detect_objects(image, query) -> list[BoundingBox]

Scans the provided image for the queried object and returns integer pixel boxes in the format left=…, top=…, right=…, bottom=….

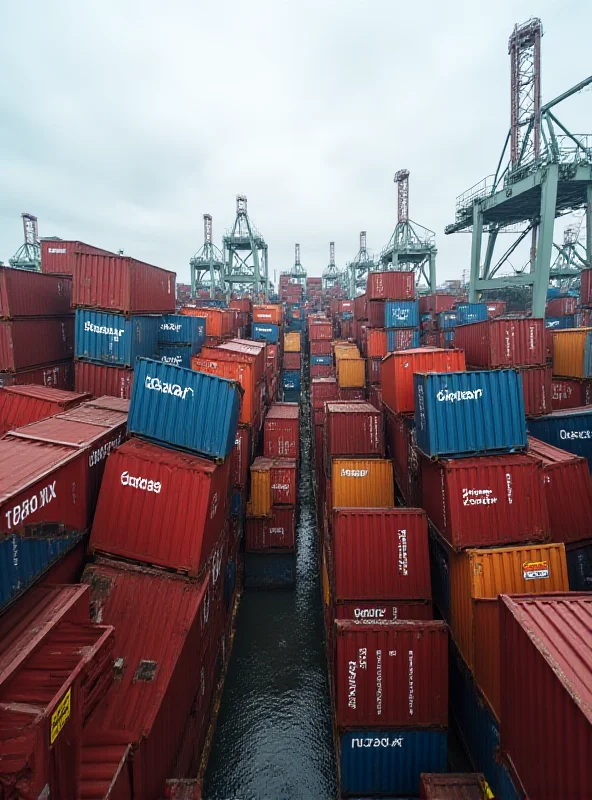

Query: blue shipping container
left=527, top=407, right=592, bottom=470
left=545, top=315, right=575, bottom=330
left=196, top=299, right=227, bottom=308
left=384, top=300, right=419, bottom=329
left=158, top=314, right=206, bottom=347
left=456, top=303, right=488, bottom=325
left=244, top=552, right=296, bottom=588
left=547, top=286, right=561, bottom=300
left=311, top=355, right=332, bottom=366
left=157, top=343, right=193, bottom=369
left=253, top=323, right=280, bottom=343
left=339, top=730, right=447, bottom=797
left=386, top=328, right=420, bottom=352
left=439, top=311, right=458, bottom=329
left=342, top=311, right=354, bottom=320
left=129, top=358, right=242, bottom=461
left=75, top=309, right=159, bottom=367
left=282, top=370, right=301, bottom=390
left=566, top=541, right=592, bottom=591
left=285, top=319, right=303, bottom=332
left=414, top=369, right=527, bottom=458
left=0, top=532, right=84, bottom=614
left=444, top=330, right=455, bottom=347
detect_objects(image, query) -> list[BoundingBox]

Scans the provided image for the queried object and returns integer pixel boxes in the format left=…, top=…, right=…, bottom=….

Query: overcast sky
left=1, top=0, right=590, bottom=286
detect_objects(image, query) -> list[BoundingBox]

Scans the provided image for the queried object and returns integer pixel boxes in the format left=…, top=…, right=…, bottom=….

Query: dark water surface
left=204, top=382, right=338, bottom=800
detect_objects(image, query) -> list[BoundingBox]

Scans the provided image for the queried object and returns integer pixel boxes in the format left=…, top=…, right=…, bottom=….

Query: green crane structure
left=9, top=213, right=41, bottom=271
left=322, top=241, right=340, bottom=291
left=346, top=231, right=375, bottom=298
left=445, top=18, right=592, bottom=318
left=379, top=169, right=437, bottom=291
left=222, top=195, right=268, bottom=300
left=290, top=243, right=307, bottom=285
left=189, top=214, right=225, bottom=298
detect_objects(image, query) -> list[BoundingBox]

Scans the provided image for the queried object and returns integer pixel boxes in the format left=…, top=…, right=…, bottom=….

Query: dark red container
left=269, top=458, right=298, bottom=505
left=0, top=384, right=90, bottom=437
left=519, top=365, right=552, bottom=416
left=367, top=271, right=415, bottom=301
left=89, top=438, right=231, bottom=576
left=264, top=403, right=299, bottom=459
left=420, top=453, right=549, bottom=550
left=283, top=352, right=301, bottom=370
left=366, top=300, right=385, bottom=328
left=420, top=773, right=488, bottom=799
left=546, top=296, right=578, bottom=316
left=309, top=321, right=333, bottom=341
left=309, top=339, right=332, bottom=355
left=245, top=506, right=296, bottom=550
left=231, top=425, right=251, bottom=489
left=366, top=357, right=382, bottom=385
left=332, top=508, right=431, bottom=601
left=338, top=387, right=366, bottom=401
left=354, top=293, right=368, bottom=321
left=72, top=253, right=176, bottom=313
left=453, top=318, right=546, bottom=368
left=385, top=409, right=420, bottom=506
left=0, top=317, right=74, bottom=371
left=334, top=620, right=448, bottom=728
left=500, top=593, right=592, bottom=800
left=74, top=360, right=134, bottom=399
left=581, top=269, right=592, bottom=306
left=41, top=239, right=115, bottom=275
left=310, top=363, right=334, bottom=379
left=528, top=436, right=592, bottom=544
left=0, top=267, right=72, bottom=318
left=552, top=378, right=592, bottom=410
left=0, top=360, right=75, bottom=391
left=334, top=599, right=433, bottom=622
left=419, top=294, right=456, bottom=314
left=367, top=385, right=382, bottom=411
left=485, top=301, right=507, bottom=318
left=325, top=402, right=384, bottom=458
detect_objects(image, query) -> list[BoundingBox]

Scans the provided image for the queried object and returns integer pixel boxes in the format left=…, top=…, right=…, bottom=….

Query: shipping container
left=89, top=438, right=230, bottom=575
left=72, top=253, right=175, bottom=313
left=0, top=317, right=74, bottom=371
left=519, top=364, right=552, bottom=416
left=382, top=348, right=467, bottom=415
left=264, top=402, right=299, bottom=459
left=253, top=304, right=283, bottom=324
left=192, top=353, right=259, bottom=426
left=420, top=773, right=489, bottom=799
left=500, top=594, right=592, bottom=800
left=420, top=453, right=549, bottom=549
left=0, top=384, right=90, bottom=437
left=385, top=408, right=419, bottom=506
left=231, top=426, right=251, bottom=489
left=334, top=599, right=433, bottom=622
left=429, top=527, right=451, bottom=623
left=367, top=271, right=415, bottom=301
left=527, top=406, right=592, bottom=470
left=0, top=267, right=72, bottom=318
left=252, top=323, right=280, bottom=343
left=0, top=360, right=75, bottom=391
left=439, top=311, right=458, bottom=329
left=244, top=551, right=296, bottom=588
left=158, top=314, right=206, bottom=347
left=340, top=729, right=447, bottom=798
left=75, top=360, right=134, bottom=399
left=311, top=377, right=339, bottom=410
left=283, top=352, right=301, bottom=370
left=386, top=327, right=420, bottom=352
left=335, top=620, right=448, bottom=728
left=284, top=331, right=301, bottom=352
left=486, top=301, right=507, bottom=319
left=324, top=402, right=384, bottom=458
left=419, top=294, right=456, bottom=314
left=527, top=436, right=592, bottom=543
left=310, top=354, right=331, bottom=367
left=181, top=306, right=234, bottom=339
left=552, top=377, right=592, bottom=410
left=546, top=295, right=578, bottom=316
left=158, top=343, right=193, bottom=369
left=551, top=327, right=592, bottom=378
left=206, top=339, right=267, bottom=386
left=453, top=318, right=545, bottom=368
left=245, top=506, right=296, bottom=550
left=366, top=328, right=388, bottom=357
left=366, top=300, right=385, bottom=328
left=310, top=363, right=334, bottom=379
left=282, top=369, right=301, bottom=390
left=75, top=309, right=159, bottom=366
left=456, top=303, right=488, bottom=325
left=580, top=268, right=592, bottom=306
left=41, top=238, right=115, bottom=274
left=366, top=357, right=382, bottom=386
left=385, top=300, right=419, bottom=328
left=310, top=338, right=332, bottom=354
left=129, top=358, right=242, bottom=461
left=565, top=539, right=592, bottom=591
left=414, top=369, right=527, bottom=458
left=248, top=458, right=272, bottom=516
left=309, top=321, right=333, bottom=341
left=336, top=358, right=365, bottom=389
left=330, top=458, right=394, bottom=510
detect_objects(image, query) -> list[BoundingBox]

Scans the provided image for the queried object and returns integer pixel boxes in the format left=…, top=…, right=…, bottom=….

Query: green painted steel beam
left=475, top=274, right=535, bottom=289
left=532, top=164, right=560, bottom=317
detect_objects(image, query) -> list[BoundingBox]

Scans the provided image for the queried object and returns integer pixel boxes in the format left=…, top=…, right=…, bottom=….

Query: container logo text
left=462, top=487, right=498, bottom=506
left=160, top=322, right=182, bottom=332
left=160, top=355, right=184, bottom=366
left=89, top=433, right=123, bottom=467
left=5, top=481, right=57, bottom=530
left=341, top=468, right=368, bottom=478
left=145, top=376, right=194, bottom=400
left=437, top=388, right=483, bottom=402
left=560, top=428, right=591, bottom=440
left=84, top=321, right=125, bottom=340
left=523, top=560, right=550, bottom=580
left=120, top=471, right=161, bottom=493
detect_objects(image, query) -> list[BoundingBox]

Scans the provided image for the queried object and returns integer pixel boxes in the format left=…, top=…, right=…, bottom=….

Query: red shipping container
left=229, top=297, right=252, bottom=314
left=527, top=436, right=592, bottom=544
left=334, top=620, right=448, bottom=728
left=309, top=321, right=333, bottom=341
left=0, top=317, right=74, bottom=371
left=264, top=403, right=299, bottom=459
left=0, top=360, right=75, bottom=391
left=310, top=339, right=332, bottom=355
left=338, top=387, right=366, bottom=402
left=217, top=339, right=267, bottom=384
left=88, top=394, right=130, bottom=413
left=334, top=600, right=433, bottom=622
left=81, top=558, right=212, bottom=800
left=500, top=593, right=592, bottom=800
left=382, top=348, right=466, bottom=414
left=340, top=320, right=353, bottom=339
left=367, top=385, right=382, bottom=411
left=283, top=352, right=301, bottom=370
left=365, top=329, right=388, bottom=358
left=231, top=426, right=251, bottom=488
left=245, top=506, right=296, bottom=550
left=385, top=409, right=420, bottom=506
left=192, top=355, right=259, bottom=425
left=546, top=296, right=578, bottom=316
left=519, top=365, right=552, bottom=416
left=423, top=332, right=440, bottom=347
left=0, top=267, right=72, bottom=318
left=366, top=357, right=382, bottom=386
left=486, top=301, right=507, bottom=318
left=420, top=774, right=489, bottom=799
left=419, top=294, right=456, bottom=314
left=311, top=363, right=334, bottom=379
left=72, top=253, right=175, bottom=313
left=41, top=239, right=115, bottom=275
left=269, top=458, right=298, bottom=505
left=581, top=269, right=592, bottom=306
left=75, top=360, right=134, bottom=399
left=453, top=318, right=545, bottom=368
left=551, top=377, right=592, bottom=410
left=0, top=384, right=90, bottom=437
left=420, top=453, right=549, bottom=550
left=367, top=271, right=415, bottom=301
left=354, top=293, right=368, bottom=321
left=89, top=438, right=231, bottom=576
left=325, top=402, right=384, bottom=458
left=332, top=508, right=431, bottom=601
left=366, top=300, right=385, bottom=328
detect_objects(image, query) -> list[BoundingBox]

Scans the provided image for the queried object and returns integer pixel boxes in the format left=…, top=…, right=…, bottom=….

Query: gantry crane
left=379, top=170, right=437, bottom=291
left=445, top=18, right=592, bottom=317
left=290, top=243, right=307, bottom=285
left=222, top=195, right=269, bottom=300
left=322, top=241, right=341, bottom=291
left=9, top=213, right=41, bottom=271
left=189, top=214, right=225, bottom=298
left=346, top=231, right=375, bottom=298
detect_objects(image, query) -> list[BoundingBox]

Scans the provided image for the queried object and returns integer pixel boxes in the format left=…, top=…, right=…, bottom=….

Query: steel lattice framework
left=379, top=170, right=437, bottom=291
left=189, top=214, right=225, bottom=298
left=290, top=243, right=307, bottom=284
left=445, top=18, right=592, bottom=317
left=222, top=195, right=269, bottom=299
left=346, top=231, right=375, bottom=298
left=322, top=241, right=340, bottom=290
left=9, top=213, right=41, bottom=271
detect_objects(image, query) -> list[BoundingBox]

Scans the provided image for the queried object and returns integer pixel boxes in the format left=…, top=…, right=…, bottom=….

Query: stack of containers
left=85, top=357, right=243, bottom=794
left=252, top=303, right=283, bottom=347
left=180, top=304, right=239, bottom=348
left=229, top=296, right=252, bottom=338
left=334, top=341, right=366, bottom=401
left=545, top=294, right=577, bottom=352
left=309, top=313, right=333, bottom=379
left=418, top=293, right=456, bottom=347
left=73, top=253, right=176, bottom=398
left=0, top=267, right=75, bottom=389
left=366, top=271, right=419, bottom=355
left=282, top=329, right=302, bottom=401
left=157, top=313, right=206, bottom=368
left=306, top=276, right=323, bottom=312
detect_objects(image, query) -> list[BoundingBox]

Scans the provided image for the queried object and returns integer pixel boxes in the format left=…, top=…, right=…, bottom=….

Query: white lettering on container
left=376, top=649, right=382, bottom=716
left=341, top=468, right=368, bottom=478
left=120, top=471, right=161, bottom=493
left=348, top=660, right=357, bottom=709
left=89, top=433, right=123, bottom=467
left=160, top=322, right=182, bottom=332
left=506, top=472, right=513, bottom=504
left=160, top=355, right=183, bottom=366
left=48, top=247, right=67, bottom=254
left=560, top=429, right=591, bottom=440
left=408, top=650, right=415, bottom=716
left=145, top=376, right=194, bottom=400
left=84, top=321, right=125, bottom=340
left=398, top=529, right=409, bottom=575
left=271, top=483, right=290, bottom=491
left=354, top=607, right=386, bottom=619
left=462, top=487, right=498, bottom=506
left=350, top=736, right=404, bottom=748
left=436, top=388, right=483, bottom=402
left=5, top=481, right=56, bottom=530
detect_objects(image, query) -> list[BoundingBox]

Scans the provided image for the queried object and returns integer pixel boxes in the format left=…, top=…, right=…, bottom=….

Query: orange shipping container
left=284, top=332, right=301, bottom=352
left=191, top=355, right=259, bottom=424
left=551, top=328, right=592, bottom=379
left=248, top=460, right=272, bottom=516
left=253, top=304, right=283, bottom=325
left=180, top=306, right=233, bottom=338
left=381, top=347, right=466, bottom=414
left=449, top=541, right=568, bottom=689
left=330, top=458, right=394, bottom=510
left=336, top=358, right=365, bottom=388
left=365, top=329, right=387, bottom=358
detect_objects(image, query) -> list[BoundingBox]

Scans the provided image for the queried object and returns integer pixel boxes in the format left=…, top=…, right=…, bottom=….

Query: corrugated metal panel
left=552, top=377, right=592, bottom=410
left=384, top=300, right=419, bottom=328
left=336, top=358, right=365, bottom=388
left=0, top=385, right=90, bottom=437
left=264, top=402, right=299, bottom=459
left=546, top=296, right=577, bottom=316
left=366, top=271, right=415, bottom=301
left=420, top=773, right=488, bottom=799
left=282, top=369, right=301, bottom=390
left=429, top=526, right=451, bottom=623
left=311, top=354, right=331, bottom=366
left=332, top=508, right=431, bottom=601
left=0, top=360, right=75, bottom=391
left=330, top=459, right=394, bottom=510
left=89, top=438, right=230, bottom=575
left=334, top=620, right=448, bottom=728
left=41, top=239, right=115, bottom=275
left=325, top=402, right=384, bottom=458
left=180, top=307, right=230, bottom=338
left=252, top=323, right=279, bottom=343
left=500, top=594, right=592, bottom=800
left=75, top=360, right=134, bottom=399
left=420, top=453, right=549, bottom=549
left=0, top=317, right=74, bottom=371
left=245, top=507, right=295, bottom=550
left=310, top=338, right=332, bottom=354
left=88, top=394, right=130, bottom=413
left=158, top=314, right=206, bottom=347
left=284, top=332, right=301, bottom=352
left=335, top=599, right=433, bottom=621
left=453, top=319, right=546, bottom=368
left=340, top=729, right=447, bottom=797
left=0, top=267, right=72, bottom=318
left=158, top=343, right=193, bottom=369
left=439, top=311, right=459, bottom=329
left=248, top=458, right=272, bottom=516
left=283, top=352, right=301, bottom=370
left=386, top=327, right=420, bottom=352
left=192, top=354, right=258, bottom=425
left=72, top=253, right=175, bottom=314
left=338, top=387, right=366, bottom=402
left=253, top=304, right=283, bottom=324
left=420, top=294, right=456, bottom=314
left=75, top=309, right=159, bottom=366
left=309, top=321, right=333, bottom=341
left=231, top=426, right=251, bottom=489
left=456, top=304, right=488, bottom=325
left=486, top=301, right=507, bottom=318
left=527, top=406, right=592, bottom=470
left=310, top=363, right=334, bottom=379
left=129, top=358, right=242, bottom=461
left=551, top=328, right=592, bottom=378
left=520, top=365, right=551, bottom=416
left=382, top=348, right=467, bottom=414
left=414, top=370, right=527, bottom=458
left=365, top=328, right=387, bottom=357
left=566, top=540, right=592, bottom=591
left=366, top=300, right=384, bottom=328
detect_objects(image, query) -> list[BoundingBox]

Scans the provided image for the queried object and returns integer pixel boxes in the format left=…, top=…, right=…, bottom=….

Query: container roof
left=0, top=438, right=81, bottom=502
left=527, top=435, right=585, bottom=465
left=0, top=384, right=90, bottom=404
left=110, top=437, right=218, bottom=474
left=325, top=401, right=378, bottom=414
left=7, top=412, right=125, bottom=448
left=266, top=403, right=299, bottom=419
left=86, top=395, right=130, bottom=414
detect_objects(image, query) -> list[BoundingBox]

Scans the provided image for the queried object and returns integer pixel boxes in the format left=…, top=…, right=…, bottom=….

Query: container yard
left=1, top=8, right=592, bottom=800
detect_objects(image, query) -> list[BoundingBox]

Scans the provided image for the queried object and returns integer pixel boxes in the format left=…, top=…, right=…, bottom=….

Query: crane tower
left=189, top=214, right=225, bottom=298
left=9, top=213, right=41, bottom=271
left=346, top=231, right=375, bottom=298
left=290, top=243, right=307, bottom=284
left=322, top=241, right=340, bottom=290
left=222, top=195, right=269, bottom=300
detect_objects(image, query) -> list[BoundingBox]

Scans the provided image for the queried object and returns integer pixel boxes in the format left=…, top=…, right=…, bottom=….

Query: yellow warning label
left=523, top=560, right=550, bottom=580
left=50, top=687, right=71, bottom=744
